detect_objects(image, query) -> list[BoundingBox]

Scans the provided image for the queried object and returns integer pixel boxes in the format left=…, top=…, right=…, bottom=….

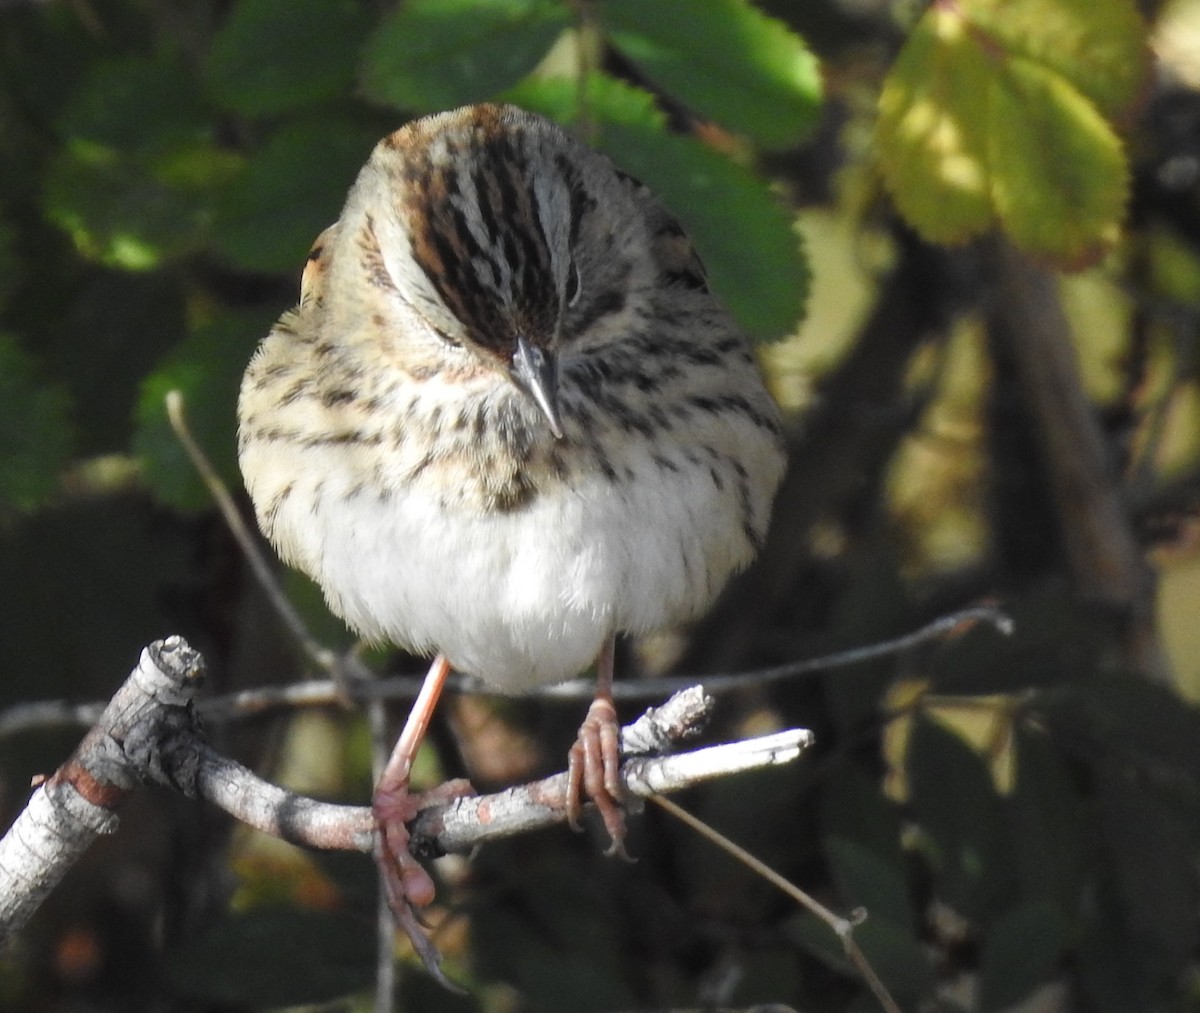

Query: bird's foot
left=566, top=694, right=630, bottom=858
left=373, top=777, right=474, bottom=992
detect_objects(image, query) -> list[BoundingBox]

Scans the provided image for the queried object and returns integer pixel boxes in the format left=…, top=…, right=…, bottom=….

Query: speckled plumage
left=238, top=104, right=786, bottom=692
left=237, top=104, right=788, bottom=979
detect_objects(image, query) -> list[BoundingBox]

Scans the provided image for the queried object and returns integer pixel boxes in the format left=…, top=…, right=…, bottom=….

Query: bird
left=237, top=102, right=786, bottom=979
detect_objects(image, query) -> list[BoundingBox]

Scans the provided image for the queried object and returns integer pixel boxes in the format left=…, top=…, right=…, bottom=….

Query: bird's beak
left=511, top=336, right=564, bottom=438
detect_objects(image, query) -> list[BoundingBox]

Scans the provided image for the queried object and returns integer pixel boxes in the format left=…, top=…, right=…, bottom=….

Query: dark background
left=1, top=1, right=1198, bottom=1010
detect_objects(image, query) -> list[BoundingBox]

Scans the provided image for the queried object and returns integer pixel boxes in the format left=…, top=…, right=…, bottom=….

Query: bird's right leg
left=373, top=653, right=472, bottom=988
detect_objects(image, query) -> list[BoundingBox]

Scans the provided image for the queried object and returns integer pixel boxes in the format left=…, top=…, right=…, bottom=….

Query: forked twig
left=0, top=640, right=809, bottom=944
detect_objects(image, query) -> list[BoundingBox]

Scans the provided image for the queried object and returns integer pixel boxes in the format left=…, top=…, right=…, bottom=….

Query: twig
left=165, top=390, right=372, bottom=690
left=367, top=694, right=397, bottom=1013
left=551, top=603, right=1013, bottom=699
left=651, top=795, right=902, bottom=1013
left=0, top=606, right=1015, bottom=737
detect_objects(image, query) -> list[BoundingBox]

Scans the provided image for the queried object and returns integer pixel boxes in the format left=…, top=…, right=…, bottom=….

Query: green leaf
left=876, top=0, right=1146, bottom=267
left=906, top=715, right=1014, bottom=918
left=507, top=74, right=808, bottom=340
left=978, top=902, right=1068, bottom=1010
left=57, top=53, right=210, bottom=150
left=1096, top=764, right=1200, bottom=968
left=47, top=47, right=224, bottom=268
left=360, top=0, right=570, bottom=112
left=1078, top=874, right=1167, bottom=1012
left=1010, top=730, right=1087, bottom=917
left=212, top=120, right=378, bottom=273
left=472, top=842, right=634, bottom=1008
left=1045, top=673, right=1200, bottom=784
left=602, top=0, right=821, bottom=149
left=134, top=309, right=275, bottom=512
left=819, top=764, right=906, bottom=873
left=206, top=0, right=371, bottom=117
left=612, top=126, right=807, bottom=340
left=507, top=68, right=668, bottom=128
left=43, top=140, right=223, bottom=271
left=0, top=334, right=73, bottom=511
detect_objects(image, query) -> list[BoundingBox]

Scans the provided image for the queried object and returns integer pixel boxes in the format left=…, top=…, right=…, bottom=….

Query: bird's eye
left=565, top=261, right=582, bottom=308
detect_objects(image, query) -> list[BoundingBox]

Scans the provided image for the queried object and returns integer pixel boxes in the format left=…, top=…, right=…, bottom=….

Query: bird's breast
left=264, top=429, right=767, bottom=691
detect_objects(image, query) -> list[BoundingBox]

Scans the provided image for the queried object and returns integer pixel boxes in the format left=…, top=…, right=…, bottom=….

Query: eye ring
left=432, top=325, right=463, bottom=349
left=565, top=261, right=582, bottom=308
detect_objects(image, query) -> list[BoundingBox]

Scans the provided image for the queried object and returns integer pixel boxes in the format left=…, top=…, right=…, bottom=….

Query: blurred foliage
left=876, top=0, right=1148, bottom=267
left=0, top=0, right=1198, bottom=1011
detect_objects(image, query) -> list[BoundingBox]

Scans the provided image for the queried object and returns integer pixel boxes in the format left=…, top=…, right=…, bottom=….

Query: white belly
left=277, top=452, right=754, bottom=691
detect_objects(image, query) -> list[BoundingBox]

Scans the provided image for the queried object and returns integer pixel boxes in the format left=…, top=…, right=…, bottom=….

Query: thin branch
left=562, top=602, right=1012, bottom=698
left=0, top=605, right=1015, bottom=737
left=165, top=390, right=373, bottom=690
left=651, top=795, right=902, bottom=1013
left=367, top=695, right=397, bottom=1013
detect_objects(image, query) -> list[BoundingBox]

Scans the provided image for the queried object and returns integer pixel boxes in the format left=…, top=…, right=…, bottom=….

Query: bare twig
left=0, top=606, right=1014, bottom=737
left=412, top=727, right=813, bottom=854
left=165, top=390, right=373, bottom=690
left=651, top=795, right=902, bottom=1013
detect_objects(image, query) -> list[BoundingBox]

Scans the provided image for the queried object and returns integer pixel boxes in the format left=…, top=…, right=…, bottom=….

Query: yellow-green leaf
left=989, top=57, right=1126, bottom=268
left=965, top=0, right=1148, bottom=119
left=876, top=0, right=1143, bottom=267
left=876, top=8, right=993, bottom=245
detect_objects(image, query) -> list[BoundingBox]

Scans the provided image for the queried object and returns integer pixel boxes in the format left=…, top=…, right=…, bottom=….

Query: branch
left=986, top=241, right=1157, bottom=658
left=0, top=605, right=1013, bottom=736
left=0, top=638, right=812, bottom=948
left=0, top=638, right=205, bottom=947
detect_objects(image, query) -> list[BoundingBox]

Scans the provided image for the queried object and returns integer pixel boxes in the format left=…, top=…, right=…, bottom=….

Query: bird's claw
left=566, top=695, right=630, bottom=856
left=373, top=778, right=474, bottom=993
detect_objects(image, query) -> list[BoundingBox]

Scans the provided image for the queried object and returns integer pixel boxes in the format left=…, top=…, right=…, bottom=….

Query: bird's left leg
left=566, top=635, right=629, bottom=856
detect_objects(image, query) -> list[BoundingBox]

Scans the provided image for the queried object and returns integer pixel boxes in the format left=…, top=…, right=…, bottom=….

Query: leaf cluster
left=0, top=0, right=818, bottom=514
